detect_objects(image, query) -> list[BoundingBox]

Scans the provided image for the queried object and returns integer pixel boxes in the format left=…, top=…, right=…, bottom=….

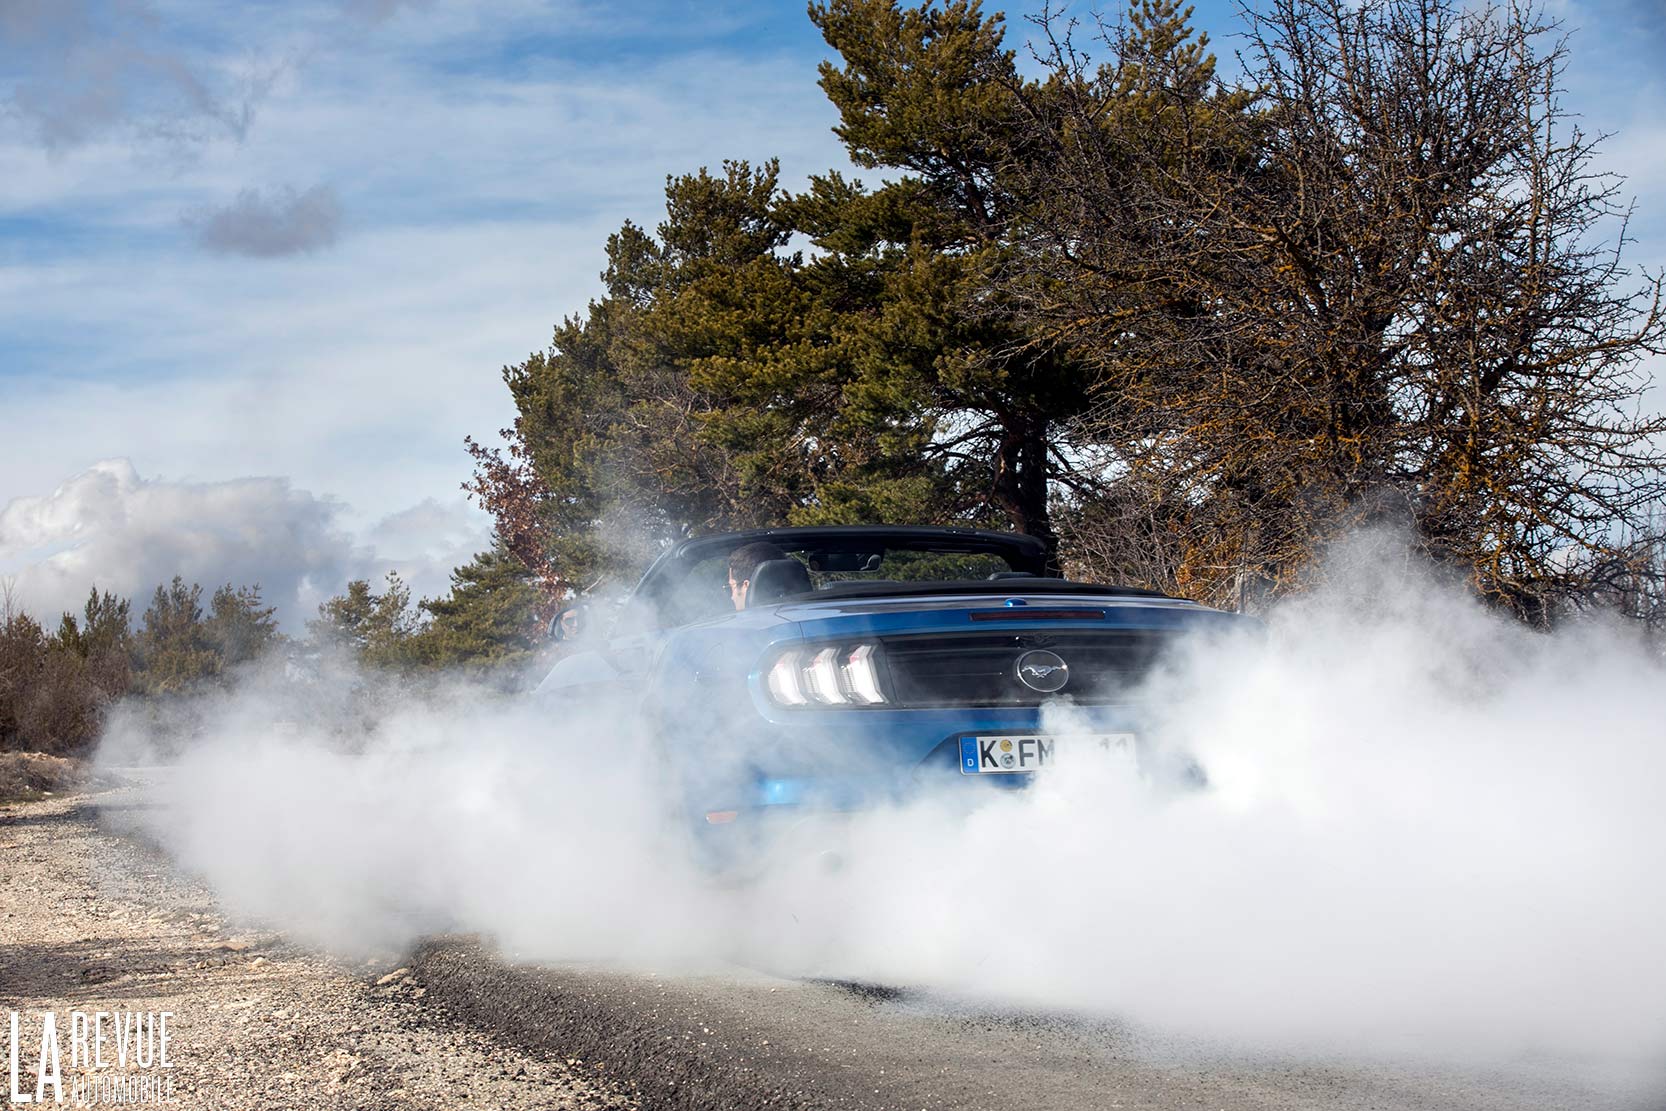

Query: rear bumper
left=680, top=701, right=1151, bottom=817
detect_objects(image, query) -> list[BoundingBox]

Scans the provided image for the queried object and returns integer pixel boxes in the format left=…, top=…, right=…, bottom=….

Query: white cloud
left=0, top=2, right=845, bottom=630
left=0, top=219, right=577, bottom=528
left=0, top=460, right=488, bottom=630
left=0, top=14, right=848, bottom=536
left=362, top=496, right=495, bottom=603
left=0, top=460, right=357, bottom=627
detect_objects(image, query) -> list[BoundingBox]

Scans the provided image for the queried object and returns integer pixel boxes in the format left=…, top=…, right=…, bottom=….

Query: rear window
left=649, top=547, right=1023, bottom=628
left=815, top=550, right=1011, bottom=584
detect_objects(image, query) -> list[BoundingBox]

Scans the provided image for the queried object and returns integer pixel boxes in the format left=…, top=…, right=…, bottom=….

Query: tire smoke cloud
left=95, top=535, right=1666, bottom=1087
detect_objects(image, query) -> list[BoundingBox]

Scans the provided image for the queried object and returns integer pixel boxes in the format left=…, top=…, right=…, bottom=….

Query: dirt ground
left=0, top=788, right=635, bottom=1110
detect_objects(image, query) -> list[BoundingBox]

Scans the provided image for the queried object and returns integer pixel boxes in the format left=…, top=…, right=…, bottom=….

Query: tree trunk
left=991, top=413, right=1060, bottom=574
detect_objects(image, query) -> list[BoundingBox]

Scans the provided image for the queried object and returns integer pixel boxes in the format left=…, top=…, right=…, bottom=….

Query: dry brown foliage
left=0, top=751, right=85, bottom=802
left=463, top=426, right=572, bottom=620
left=1012, top=0, right=1665, bottom=620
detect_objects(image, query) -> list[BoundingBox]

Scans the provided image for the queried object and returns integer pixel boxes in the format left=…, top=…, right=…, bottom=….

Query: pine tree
left=794, top=0, right=1103, bottom=565
left=479, top=159, right=952, bottom=590
left=416, top=545, right=543, bottom=674
left=134, top=578, right=219, bottom=694
left=205, top=584, right=280, bottom=667
left=54, top=588, right=133, bottom=700
left=310, top=573, right=422, bottom=668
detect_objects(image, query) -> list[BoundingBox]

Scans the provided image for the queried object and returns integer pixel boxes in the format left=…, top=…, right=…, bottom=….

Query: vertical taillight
left=843, top=644, right=885, bottom=704
left=766, top=650, right=808, bottom=705
left=764, top=643, right=887, bottom=706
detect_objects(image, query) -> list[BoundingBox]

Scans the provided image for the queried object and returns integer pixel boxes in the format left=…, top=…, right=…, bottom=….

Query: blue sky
left=1, top=0, right=1662, bottom=624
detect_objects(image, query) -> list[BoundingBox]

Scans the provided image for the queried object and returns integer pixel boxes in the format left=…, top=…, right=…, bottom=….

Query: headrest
left=987, top=571, right=1036, bottom=580
left=747, top=559, right=813, bottom=607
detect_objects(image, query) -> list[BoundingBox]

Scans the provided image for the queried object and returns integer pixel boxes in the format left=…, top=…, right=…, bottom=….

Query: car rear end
left=669, top=593, right=1241, bottom=864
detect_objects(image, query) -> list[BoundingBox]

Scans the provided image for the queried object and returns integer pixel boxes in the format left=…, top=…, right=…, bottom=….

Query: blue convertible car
left=537, top=526, right=1240, bottom=863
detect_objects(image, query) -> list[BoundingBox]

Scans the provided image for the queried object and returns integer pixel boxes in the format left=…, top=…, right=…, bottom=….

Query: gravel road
left=4, top=785, right=1660, bottom=1111
left=415, top=940, right=1663, bottom=1111
left=0, top=788, right=634, bottom=1110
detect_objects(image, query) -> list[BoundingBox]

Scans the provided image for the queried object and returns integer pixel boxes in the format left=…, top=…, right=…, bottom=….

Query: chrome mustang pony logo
left=1015, top=649, right=1070, bottom=693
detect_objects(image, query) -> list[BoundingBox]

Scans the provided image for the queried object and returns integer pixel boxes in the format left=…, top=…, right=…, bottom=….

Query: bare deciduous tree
left=1014, top=0, right=1666, bottom=620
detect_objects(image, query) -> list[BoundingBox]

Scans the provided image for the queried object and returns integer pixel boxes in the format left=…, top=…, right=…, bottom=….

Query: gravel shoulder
left=415, top=940, right=1658, bottom=1111
left=0, top=788, right=635, bottom=1110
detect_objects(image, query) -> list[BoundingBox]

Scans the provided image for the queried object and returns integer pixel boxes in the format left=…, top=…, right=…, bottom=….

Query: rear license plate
left=958, top=733, right=1135, bottom=774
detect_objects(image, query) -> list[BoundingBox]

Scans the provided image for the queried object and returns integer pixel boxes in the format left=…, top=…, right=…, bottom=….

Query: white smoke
left=752, top=545, right=1666, bottom=1065
left=98, top=664, right=717, bottom=962
left=95, top=534, right=1666, bottom=1088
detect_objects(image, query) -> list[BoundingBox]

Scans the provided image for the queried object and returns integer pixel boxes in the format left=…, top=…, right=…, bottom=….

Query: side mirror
left=548, top=604, right=585, bottom=642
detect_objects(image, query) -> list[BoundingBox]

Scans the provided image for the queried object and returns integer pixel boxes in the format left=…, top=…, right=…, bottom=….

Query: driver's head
left=727, top=541, right=787, bottom=610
